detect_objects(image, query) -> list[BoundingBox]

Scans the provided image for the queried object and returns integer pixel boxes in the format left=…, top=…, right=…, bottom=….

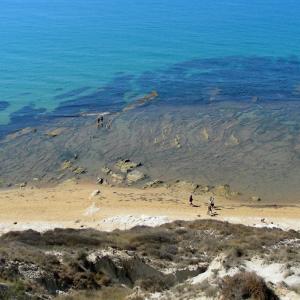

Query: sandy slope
left=0, top=181, right=299, bottom=234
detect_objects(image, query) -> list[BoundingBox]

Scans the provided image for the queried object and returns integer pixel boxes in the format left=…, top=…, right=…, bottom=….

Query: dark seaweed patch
left=135, top=56, right=300, bottom=105
left=52, top=75, right=134, bottom=115
left=18, top=92, right=32, bottom=96
left=9, top=105, right=47, bottom=122
left=0, top=101, right=9, bottom=111
left=0, top=105, right=48, bottom=137
left=1, top=56, right=300, bottom=138
left=54, top=86, right=92, bottom=100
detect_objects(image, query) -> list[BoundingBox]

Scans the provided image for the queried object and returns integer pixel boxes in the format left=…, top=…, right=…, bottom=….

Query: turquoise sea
left=1, top=0, right=300, bottom=136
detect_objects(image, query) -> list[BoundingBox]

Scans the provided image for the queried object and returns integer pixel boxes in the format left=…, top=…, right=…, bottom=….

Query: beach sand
left=0, top=181, right=299, bottom=234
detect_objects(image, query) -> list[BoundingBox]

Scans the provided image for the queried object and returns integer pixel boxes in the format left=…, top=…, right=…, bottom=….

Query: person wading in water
left=96, top=115, right=104, bottom=128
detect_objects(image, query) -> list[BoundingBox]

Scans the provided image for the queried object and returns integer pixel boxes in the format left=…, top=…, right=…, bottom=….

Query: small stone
left=251, top=196, right=261, bottom=201
left=90, top=190, right=100, bottom=198
left=97, top=177, right=104, bottom=184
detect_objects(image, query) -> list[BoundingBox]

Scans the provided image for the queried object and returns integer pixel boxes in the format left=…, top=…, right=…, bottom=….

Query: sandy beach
left=1, top=181, right=299, bottom=234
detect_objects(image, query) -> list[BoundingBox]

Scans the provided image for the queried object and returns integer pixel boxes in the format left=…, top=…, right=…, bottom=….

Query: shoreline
left=1, top=101, right=300, bottom=203
left=0, top=182, right=299, bottom=235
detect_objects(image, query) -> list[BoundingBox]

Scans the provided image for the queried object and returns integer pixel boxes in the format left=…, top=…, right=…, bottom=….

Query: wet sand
left=0, top=181, right=299, bottom=234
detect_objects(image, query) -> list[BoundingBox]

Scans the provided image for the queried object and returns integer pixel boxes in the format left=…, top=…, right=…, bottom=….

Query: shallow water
left=1, top=0, right=300, bottom=132
left=1, top=99, right=300, bottom=202
left=1, top=56, right=300, bottom=137
left=1, top=1, right=300, bottom=200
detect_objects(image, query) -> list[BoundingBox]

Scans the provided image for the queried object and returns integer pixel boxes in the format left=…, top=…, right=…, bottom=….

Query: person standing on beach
left=189, top=194, right=193, bottom=206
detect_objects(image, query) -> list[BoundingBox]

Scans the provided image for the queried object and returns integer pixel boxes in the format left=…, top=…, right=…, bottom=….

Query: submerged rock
left=72, top=167, right=86, bottom=175
left=226, top=133, right=240, bottom=146
left=127, top=170, right=145, bottom=183
left=200, top=128, right=209, bottom=141
left=115, top=159, right=141, bottom=173
left=4, top=127, right=36, bottom=141
left=46, top=128, right=64, bottom=137
left=111, top=172, right=125, bottom=184
left=61, top=160, right=72, bottom=170
left=173, top=135, right=181, bottom=148
left=144, top=180, right=164, bottom=188
left=122, top=90, right=158, bottom=112
left=213, top=184, right=238, bottom=199
left=101, top=166, right=112, bottom=175
left=170, top=180, right=199, bottom=193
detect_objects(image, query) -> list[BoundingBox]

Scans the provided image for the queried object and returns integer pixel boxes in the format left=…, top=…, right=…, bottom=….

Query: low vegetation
left=220, top=272, right=279, bottom=300
left=0, top=220, right=298, bottom=299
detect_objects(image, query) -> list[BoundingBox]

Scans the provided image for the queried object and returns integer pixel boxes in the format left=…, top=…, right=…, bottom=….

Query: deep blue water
left=1, top=0, right=300, bottom=135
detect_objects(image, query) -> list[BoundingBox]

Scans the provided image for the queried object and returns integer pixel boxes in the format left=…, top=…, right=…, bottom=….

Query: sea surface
left=1, top=0, right=300, bottom=136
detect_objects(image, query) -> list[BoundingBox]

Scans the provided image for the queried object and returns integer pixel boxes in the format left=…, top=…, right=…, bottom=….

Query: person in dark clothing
left=209, top=196, right=215, bottom=209
left=96, top=115, right=104, bottom=128
left=189, top=194, right=193, bottom=206
left=207, top=203, right=213, bottom=216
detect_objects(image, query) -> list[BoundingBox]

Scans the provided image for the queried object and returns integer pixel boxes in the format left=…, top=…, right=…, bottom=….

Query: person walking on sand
left=209, top=196, right=215, bottom=210
left=207, top=202, right=213, bottom=216
left=207, top=196, right=215, bottom=216
left=189, top=194, right=193, bottom=206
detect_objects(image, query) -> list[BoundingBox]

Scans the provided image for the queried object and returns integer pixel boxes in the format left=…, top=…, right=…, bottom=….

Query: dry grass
left=220, top=272, right=279, bottom=300
left=0, top=219, right=299, bottom=298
